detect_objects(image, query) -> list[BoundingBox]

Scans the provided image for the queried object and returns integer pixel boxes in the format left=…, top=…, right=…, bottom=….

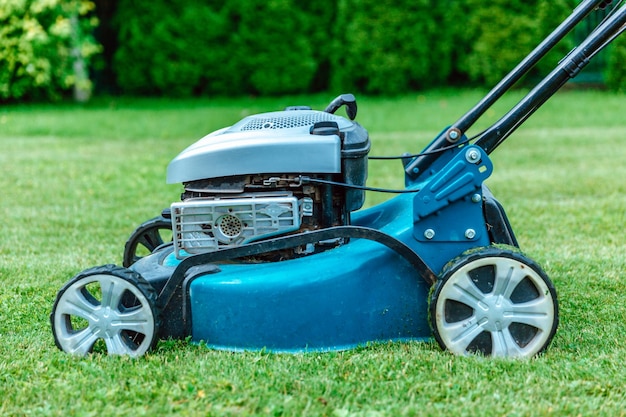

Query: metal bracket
left=413, top=145, right=493, bottom=220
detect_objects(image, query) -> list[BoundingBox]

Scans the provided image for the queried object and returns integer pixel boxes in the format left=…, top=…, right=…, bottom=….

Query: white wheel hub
left=432, top=252, right=558, bottom=357
left=51, top=269, right=158, bottom=357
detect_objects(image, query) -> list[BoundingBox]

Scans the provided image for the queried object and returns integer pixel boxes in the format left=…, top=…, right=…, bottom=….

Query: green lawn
left=1, top=90, right=626, bottom=416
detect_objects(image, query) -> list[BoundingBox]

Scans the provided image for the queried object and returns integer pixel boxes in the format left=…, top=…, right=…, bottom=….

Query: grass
left=1, top=89, right=626, bottom=416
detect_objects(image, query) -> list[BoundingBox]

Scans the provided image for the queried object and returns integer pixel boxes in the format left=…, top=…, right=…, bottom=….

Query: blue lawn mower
left=51, top=0, right=626, bottom=358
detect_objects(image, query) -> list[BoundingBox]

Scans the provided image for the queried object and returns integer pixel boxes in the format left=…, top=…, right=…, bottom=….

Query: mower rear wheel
left=429, top=247, right=558, bottom=358
left=123, top=216, right=172, bottom=267
left=51, top=265, right=160, bottom=357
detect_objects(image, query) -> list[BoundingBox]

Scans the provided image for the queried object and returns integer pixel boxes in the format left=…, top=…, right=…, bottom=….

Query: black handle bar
left=405, top=0, right=625, bottom=179
left=476, top=2, right=626, bottom=153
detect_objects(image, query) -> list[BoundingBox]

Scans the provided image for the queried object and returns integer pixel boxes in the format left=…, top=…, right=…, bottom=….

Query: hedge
left=113, top=0, right=320, bottom=96
left=330, top=0, right=453, bottom=95
left=111, top=0, right=624, bottom=96
left=2, top=1, right=625, bottom=100
left=450, top=0, right=579, bottom=87
left=606, top=34, right=626, bottom=92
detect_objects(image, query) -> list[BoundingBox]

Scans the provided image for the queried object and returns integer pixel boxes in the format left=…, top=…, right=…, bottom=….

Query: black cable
left=300, top=176, right=420, bottom=194
left=367, top=131, right=482, bottom=161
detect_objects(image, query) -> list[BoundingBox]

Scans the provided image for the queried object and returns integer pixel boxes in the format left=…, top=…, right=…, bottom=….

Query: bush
left=605, top=34, right=626, bottom=92
left=104, top=0, right=623, bottom=96
left=113, top=0, right=319, bottom=96
left=220, top=0, right=318, bottom=96
left=451, top=0, right=577, bottom=87
left=113, top=0, right=233, bottom=96
left=331, top=0, right=452, bottom=95
left=0, top=0, right=100, bottom=101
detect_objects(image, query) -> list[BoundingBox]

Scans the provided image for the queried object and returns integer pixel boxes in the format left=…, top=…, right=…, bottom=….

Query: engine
left=166, top=102, right=370, bottom=260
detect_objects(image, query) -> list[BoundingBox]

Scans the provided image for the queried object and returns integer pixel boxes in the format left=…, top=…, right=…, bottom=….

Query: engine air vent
left=238, top=112, right=342, bottom=131
left=171, top=195, right=303, bottom=259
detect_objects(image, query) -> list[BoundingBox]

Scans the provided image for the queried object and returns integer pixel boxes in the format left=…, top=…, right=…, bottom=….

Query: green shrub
left=331, top=0, right=452, bottom=95
left=296, top=2, right=337, bottom=92
left=451, top=0, right=576, bottom=87
left=0, top=0, right=100, bottom=101
left=605, top=34, right=626, bottom=92
left=113, top=0, right=233, bottom=96
left=113, top=0, right=319, bottom=96
left=221, top=0, right=318, bottom=96
left=105, top=0, right=621, bottom=96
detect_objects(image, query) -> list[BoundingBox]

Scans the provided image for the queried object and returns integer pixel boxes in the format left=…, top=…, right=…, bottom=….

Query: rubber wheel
left=429, top=247, right=558, bottom=357
left=51, top=264, right=160, bottom=357
left=123, top=216, right=172, bottom=267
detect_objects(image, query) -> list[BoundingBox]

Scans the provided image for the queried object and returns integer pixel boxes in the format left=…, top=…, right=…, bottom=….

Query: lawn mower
left=51, top=0, right=626, bottom=358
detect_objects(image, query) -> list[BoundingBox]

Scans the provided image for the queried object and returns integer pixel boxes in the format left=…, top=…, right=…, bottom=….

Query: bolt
left=465, top=229, right=476, bottom=239
left=471, top=193, right=482, bottom=203
left=424, top=229, right=435, bottom=240
left=449, top=130, right=459, bottom=140
left=465, top=148, right=481, bottom=163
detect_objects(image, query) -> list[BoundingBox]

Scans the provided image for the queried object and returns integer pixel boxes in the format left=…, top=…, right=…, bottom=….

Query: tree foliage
left=113, top=0, right=318, bottom=96
left=330, top=0, right=453, bottom=95
left=110, top=0, right=624, bottom=96
left=605, top=33, right=626, bottom=92
left=2, top=0, right=625, bottom=100
left=451, top=0, right=578, bottom=87
left=0, top=0, right=100, bottom=101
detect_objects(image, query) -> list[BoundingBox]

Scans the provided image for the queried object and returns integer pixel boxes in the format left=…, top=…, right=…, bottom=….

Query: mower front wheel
left=50, top=265, right=160, bottom=357
left=429, top=247, right=558, bottom=358
left=123, top=216, right=172, bottom=267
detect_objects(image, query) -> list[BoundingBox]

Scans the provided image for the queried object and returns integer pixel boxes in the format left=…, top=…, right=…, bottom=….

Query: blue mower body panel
left=187, top=233, right=430, bottom=352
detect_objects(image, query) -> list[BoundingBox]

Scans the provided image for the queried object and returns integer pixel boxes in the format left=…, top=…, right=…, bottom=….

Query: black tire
left=429, top=247, right=558, bottom=357
left=123, top=216, right=172, bottom=267
left=50, top=264, right=160, bottom=357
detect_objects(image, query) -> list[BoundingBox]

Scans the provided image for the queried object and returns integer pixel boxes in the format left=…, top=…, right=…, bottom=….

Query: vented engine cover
left=166, top=109, right=365, bottom=184
left=172, top=194, right=310, bottom=258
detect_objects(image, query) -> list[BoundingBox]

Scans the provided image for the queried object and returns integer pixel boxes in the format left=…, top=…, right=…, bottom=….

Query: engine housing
left=167, top=107, right=370, bottom=259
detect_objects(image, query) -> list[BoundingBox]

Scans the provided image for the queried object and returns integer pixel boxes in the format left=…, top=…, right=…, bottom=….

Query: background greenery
left=1, top=90, right=625, bottom=415
left=1, top=0, right=625, bottom=101
left=0, top=0, right=101, bottom=101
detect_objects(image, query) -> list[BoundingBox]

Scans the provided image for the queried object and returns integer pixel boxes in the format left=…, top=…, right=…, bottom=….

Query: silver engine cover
left=166, top=110, right=355, bottom=184
left=171, top=194, right=310, bottom=259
